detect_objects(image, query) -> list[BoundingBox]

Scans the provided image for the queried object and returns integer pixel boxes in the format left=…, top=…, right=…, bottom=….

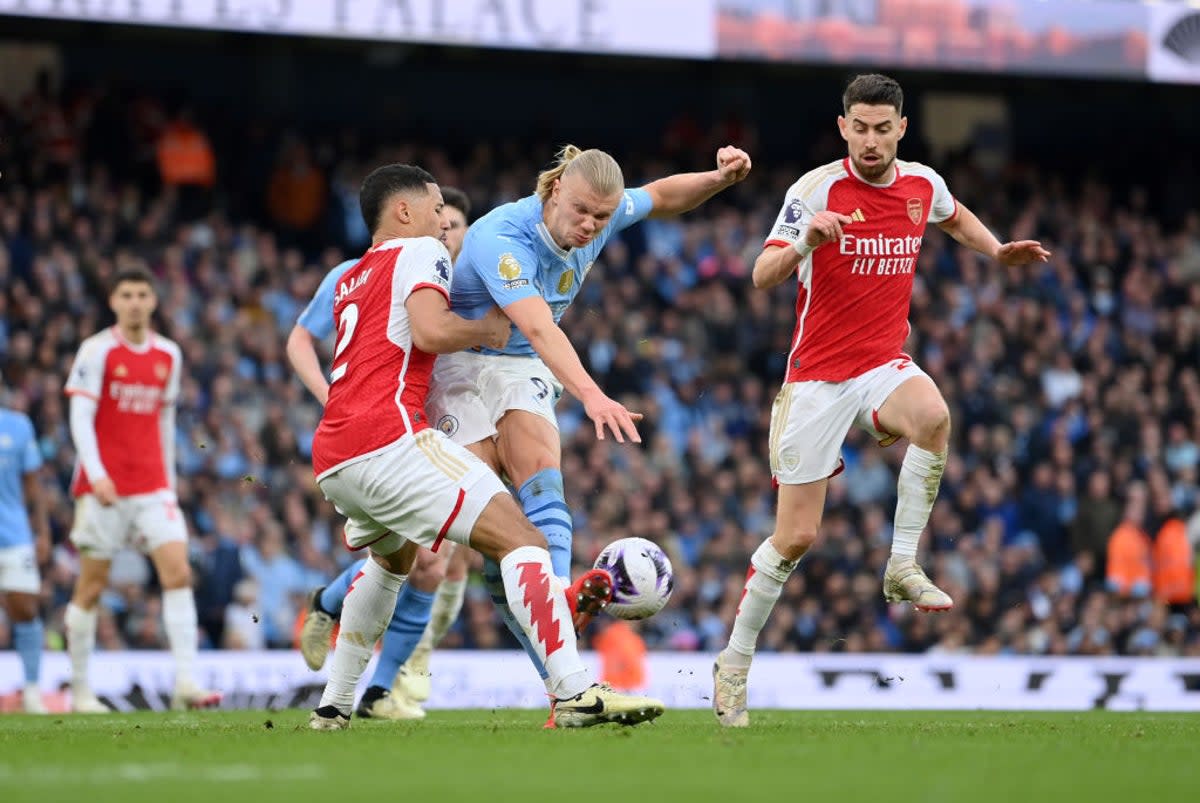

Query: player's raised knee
left=912, top=402, right=951, bottom=447
left=411, top=549, right=448, bottom=586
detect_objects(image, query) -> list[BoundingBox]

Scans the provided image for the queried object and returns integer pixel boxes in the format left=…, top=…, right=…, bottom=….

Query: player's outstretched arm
left=504, top=296, right=642, bottom=443
left=407, top=290, right=511, bottom=354
left=644, top=146, right=752, bottom=219
left=286, top=324, right=330, bottom=406
left=938, top=202, right=1050, bottom=265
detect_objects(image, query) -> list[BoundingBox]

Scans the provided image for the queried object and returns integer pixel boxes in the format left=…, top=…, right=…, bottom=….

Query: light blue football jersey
left=296, top=259, right=359, bottom=339
left=0, top=408, right=42, bottom=548
left=451, top=189, right=653, bottom=357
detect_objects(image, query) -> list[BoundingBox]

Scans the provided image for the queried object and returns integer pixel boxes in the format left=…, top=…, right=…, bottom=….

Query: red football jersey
left=764, top=157, right=958, bottom=383
left=312, top=236, right=455, bottom=478
left=64, top=327, right=182, bottom=497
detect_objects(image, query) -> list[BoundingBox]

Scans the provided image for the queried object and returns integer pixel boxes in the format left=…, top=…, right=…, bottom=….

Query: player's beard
left=854, top=152, right=893, bottom=182
left=121, top=314, right=149, bottom=337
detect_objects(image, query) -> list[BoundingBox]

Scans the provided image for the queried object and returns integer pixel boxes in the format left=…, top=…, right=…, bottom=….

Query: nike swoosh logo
left=556, top=699, right=605, bottom=715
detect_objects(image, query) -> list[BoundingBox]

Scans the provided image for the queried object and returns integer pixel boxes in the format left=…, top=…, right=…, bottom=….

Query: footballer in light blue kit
left=0, top=402, right=51, bottom=713
left=426, top=144, right=751, bottom=721
left=450, top=187, right=653, bottom=359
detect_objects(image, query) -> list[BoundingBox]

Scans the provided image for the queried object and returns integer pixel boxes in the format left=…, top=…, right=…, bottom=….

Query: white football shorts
left=69, top=489, right=189, bottom=560
left=427, top=351, right=563, bottom=447
left=769, top=357, right=929, bottom=485
left=319, top=428, right=508, bottom=556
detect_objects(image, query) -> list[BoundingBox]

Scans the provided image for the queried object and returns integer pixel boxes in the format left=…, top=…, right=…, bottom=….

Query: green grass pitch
left=1, top=709, right=1196, bottom=802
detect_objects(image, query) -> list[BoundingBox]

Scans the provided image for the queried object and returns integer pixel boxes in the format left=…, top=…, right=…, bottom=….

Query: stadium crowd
left=1, top=78, right=1198, bottom=666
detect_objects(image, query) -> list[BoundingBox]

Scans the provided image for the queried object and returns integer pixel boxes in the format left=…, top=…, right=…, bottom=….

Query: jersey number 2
left=330, top=303, right=359, bottom=383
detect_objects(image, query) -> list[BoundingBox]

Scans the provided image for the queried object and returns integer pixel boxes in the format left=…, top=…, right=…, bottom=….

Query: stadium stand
left=0, top=73, right=1197, bottom=663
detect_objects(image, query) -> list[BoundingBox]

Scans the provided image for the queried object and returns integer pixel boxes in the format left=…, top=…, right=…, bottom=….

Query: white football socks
left=65, top=603, right=97, bottom=694
left=319, top=558, right=407, bottom=714
left=892, top=445, right=947, bottom=560
left=417, top=578, right=467, bottom=654
left=162, top=587, right=199, bottom=690
left=500, top=546, right=590, bottom=700
left=725, top=539, right=799, bottom=668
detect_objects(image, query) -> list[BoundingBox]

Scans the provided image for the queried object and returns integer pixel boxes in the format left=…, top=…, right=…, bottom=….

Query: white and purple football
left=593, top=537, right=674, bottom=620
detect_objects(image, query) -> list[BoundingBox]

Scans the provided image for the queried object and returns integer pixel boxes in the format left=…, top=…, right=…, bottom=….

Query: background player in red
left=63, top=268, right=220, bottom=713
left=712, top=74, right=1051, bottom=727
left=308, top=164, right=663, bottom=729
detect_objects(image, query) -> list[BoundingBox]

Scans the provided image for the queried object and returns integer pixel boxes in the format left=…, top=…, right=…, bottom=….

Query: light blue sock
left=482, top=557, right=549, bottom=682
left=518, top=468, right=572, bottom=580
left=368, top=586, right=435, bottom=689
left=320, top=559, right=366, bottom=617
left=13, top=619, right=43, bottom=685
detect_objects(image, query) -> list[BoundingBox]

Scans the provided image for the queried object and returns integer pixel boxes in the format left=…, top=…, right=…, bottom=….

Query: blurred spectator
left=266, top=138, right=327, bottom=252
left=1071, top=470, right=1122, bottom=582
left=1106, top=485, right=1152, bottom=598
left=594, top=620, right=647, bottom=691
left=155, top=105, right=216, bottom=221
left=1152, top=515, right=1195, bottom=609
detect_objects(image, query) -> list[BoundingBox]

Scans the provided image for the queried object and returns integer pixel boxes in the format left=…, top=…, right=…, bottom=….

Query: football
left=593, top=537, right=675, bottom=620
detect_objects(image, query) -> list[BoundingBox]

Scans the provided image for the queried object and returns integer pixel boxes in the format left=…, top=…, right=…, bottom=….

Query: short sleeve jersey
left=764, top=158, right=957, bottom=382
left=64, top=328, right=181, bottom=496
left=311, top=237, right=455, bottom=478
left=451, top=189, right=654, bottom=357
left=297, top=259, right=358, bottom=339
left=0, top=409, right=42, bottom=547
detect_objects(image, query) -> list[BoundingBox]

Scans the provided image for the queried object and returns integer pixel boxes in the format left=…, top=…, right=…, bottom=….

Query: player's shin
left=724, top=539, right=799, bottom=667
left=13, top=618, right=43, bottom=686
left=367, top=586, right=434, bottom=690
left=163, top=587, right=199, bottom=688
left=319, top=558, right=407, bottom=715
left=517, top=469, right=572, bottom=583
left=499, top=546, right=591, bottom=700
left=891, top=445, right=947, bottom=559
left=483, top=556, right=551, bottom=689
left=424, top=577, right=467, bottom=649
left=319, top=559, right=365, bottom=618
left=64, top=603, right=97, bottom=694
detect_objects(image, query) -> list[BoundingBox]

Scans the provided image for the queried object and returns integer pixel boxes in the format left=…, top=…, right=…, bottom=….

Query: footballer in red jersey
left=307, top=164, right=663, bottom=730
left=63, top=267, right=219, bottom=713
left=713, top=74, right=1050, bottom=729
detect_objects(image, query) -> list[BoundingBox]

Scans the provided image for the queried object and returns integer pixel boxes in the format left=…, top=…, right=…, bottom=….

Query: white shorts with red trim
left=427, top=351, right=563, bottom=447
left=318, top=428, right=507, bottom=556
left=769, top=357, right=928, bottom=485
left=69, top=489, right=188, bottom=559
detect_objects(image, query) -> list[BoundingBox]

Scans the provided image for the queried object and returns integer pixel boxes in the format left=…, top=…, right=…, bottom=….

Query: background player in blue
left=286, top=188, right=475, bottom=720
left=0, top=395, right=51, bottom=714
left=430, top=144, right=751, bottom=723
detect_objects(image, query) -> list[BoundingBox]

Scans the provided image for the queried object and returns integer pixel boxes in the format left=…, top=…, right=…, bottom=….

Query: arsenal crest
left=155, top=362, right=169, bottom=380
left=906, top=198, right=923, bottom=225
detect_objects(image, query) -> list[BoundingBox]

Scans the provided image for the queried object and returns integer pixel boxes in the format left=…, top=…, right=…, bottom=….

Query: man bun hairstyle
left=536, top=145, right=624, bottom=203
